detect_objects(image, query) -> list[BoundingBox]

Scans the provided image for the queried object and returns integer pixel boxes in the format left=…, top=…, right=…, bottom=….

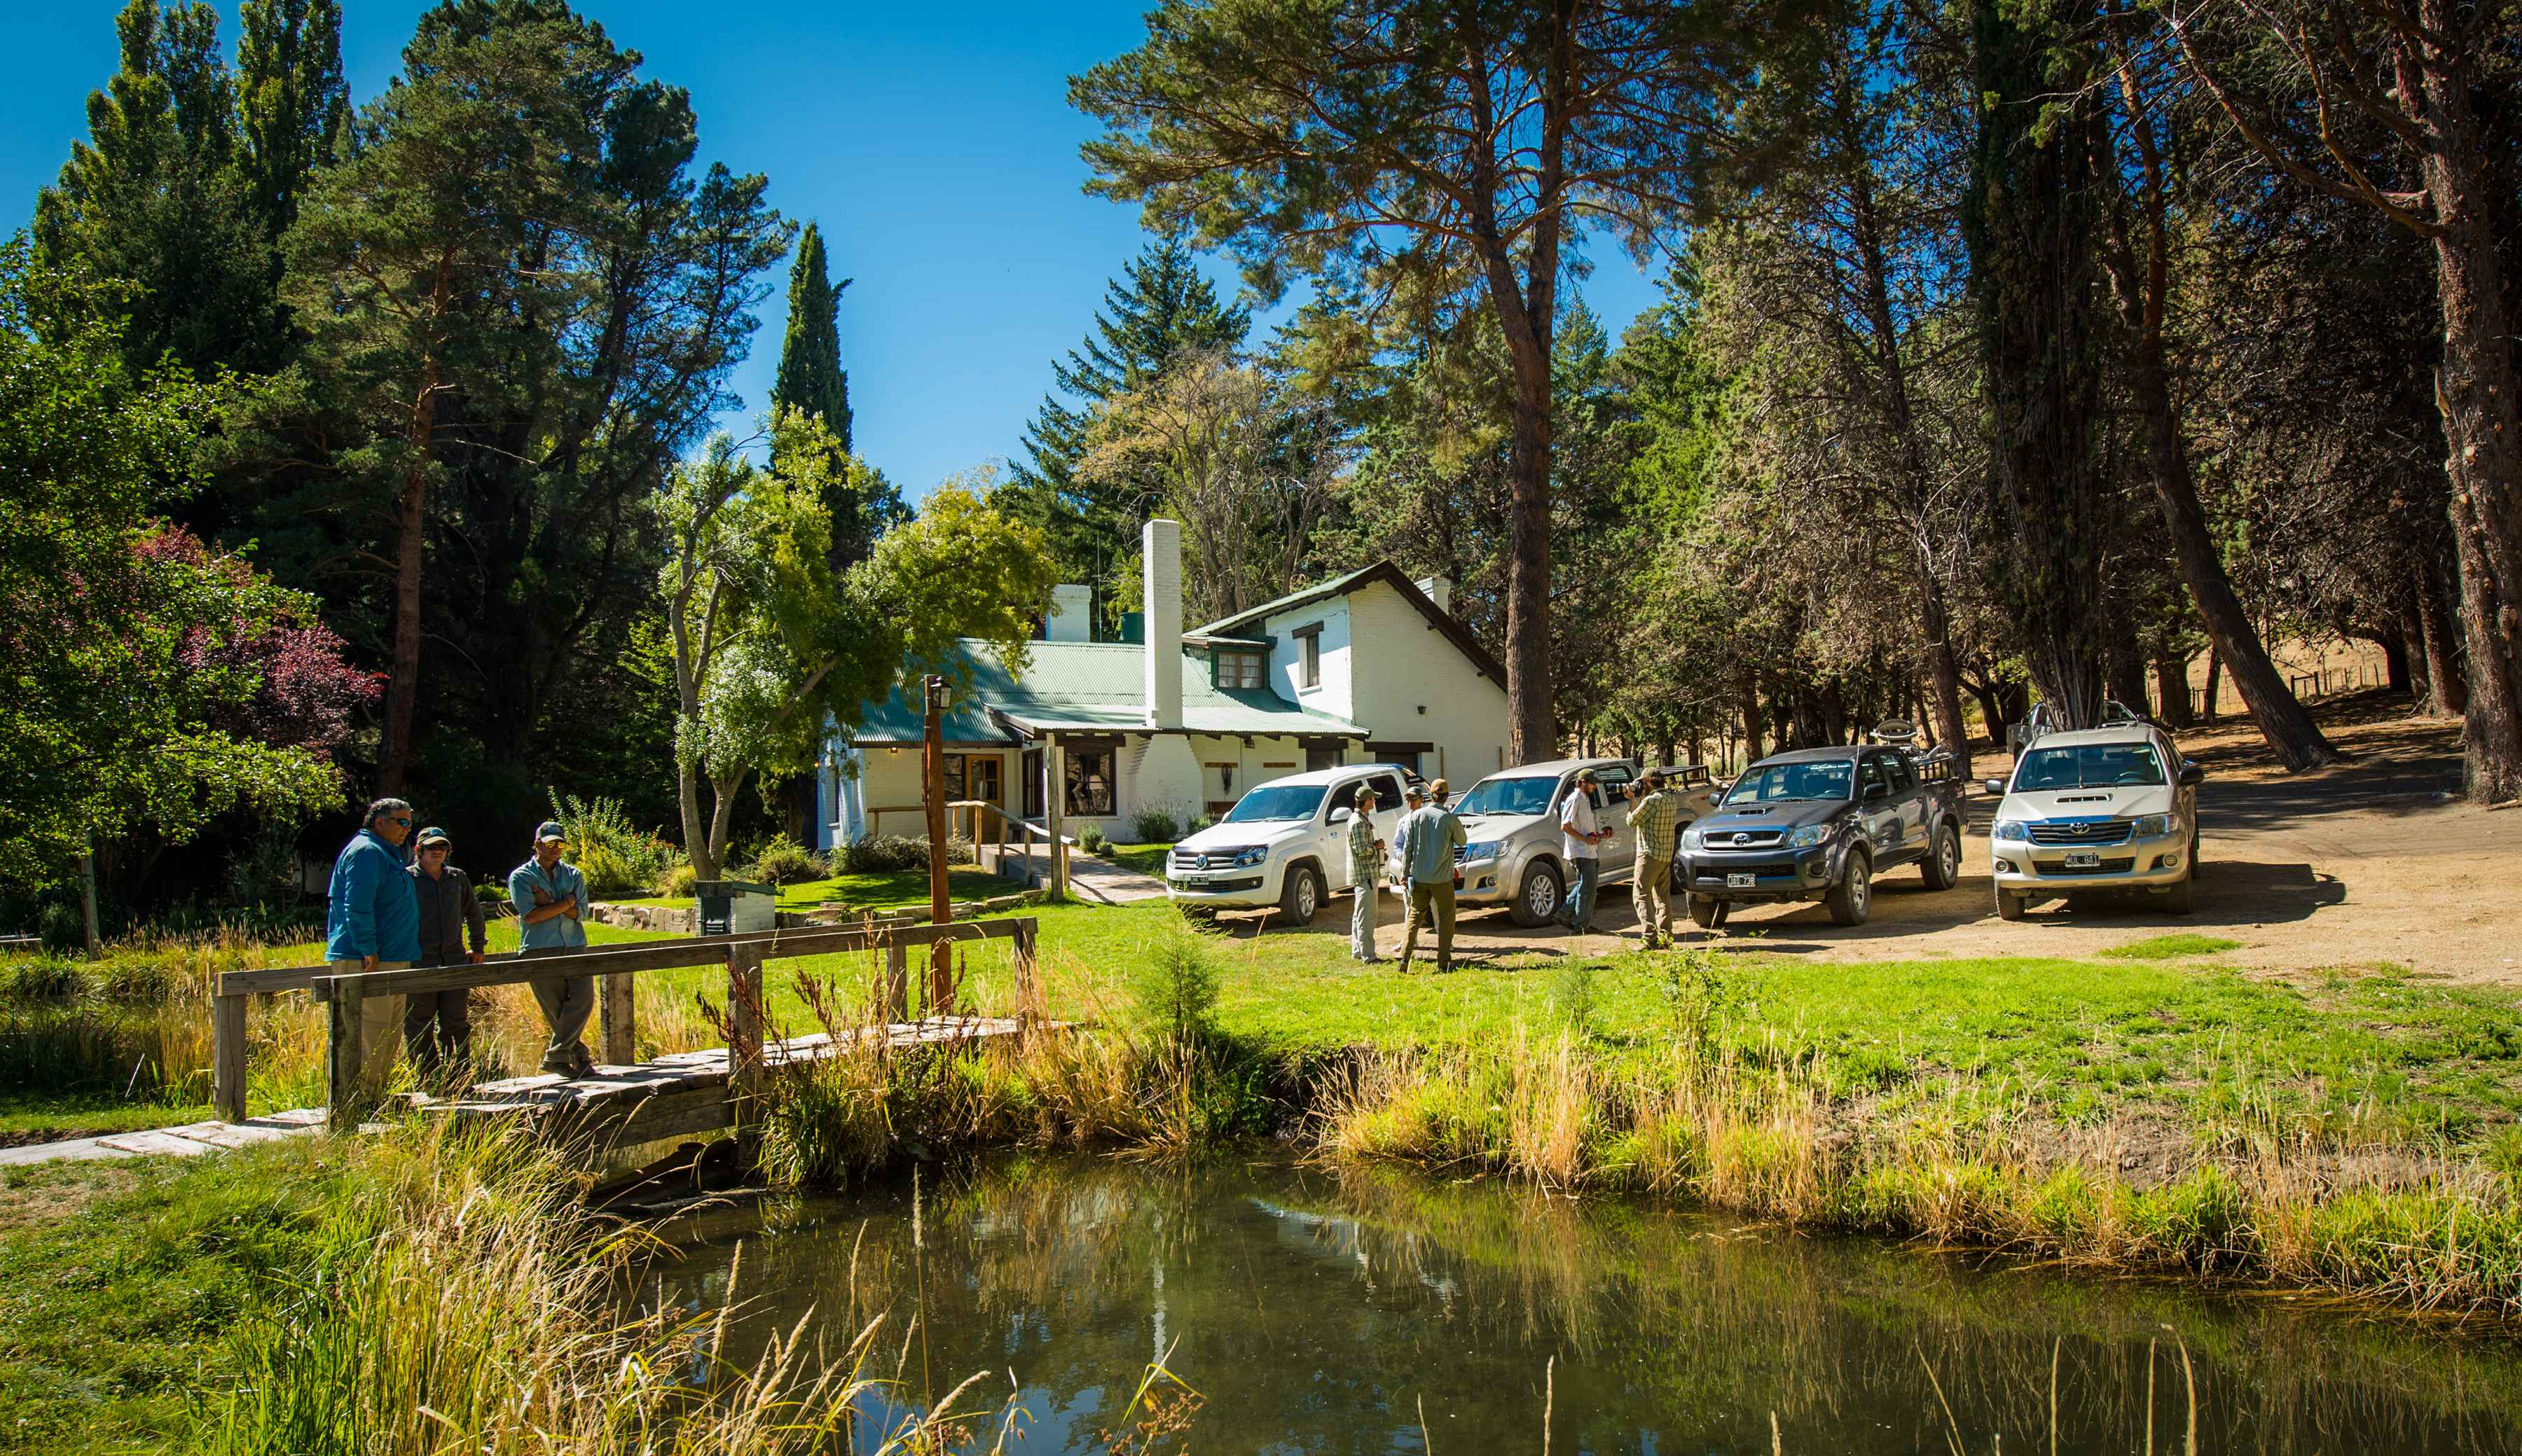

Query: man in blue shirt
left=509, top=819, right=595, bottom=1076
left=325, top=798, right=422, bottom=1102
left=1393, top=779, right=1467, bottom=974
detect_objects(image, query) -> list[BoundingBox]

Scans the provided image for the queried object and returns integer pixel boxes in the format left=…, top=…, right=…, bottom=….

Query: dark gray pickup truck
left=1676, top=746, right=1966, bottom=928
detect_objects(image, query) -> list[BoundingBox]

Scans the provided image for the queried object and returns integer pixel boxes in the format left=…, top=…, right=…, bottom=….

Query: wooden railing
left=210, top=917, right=1040, bottom=1131
left=865, top=800, right=1074, bottom=898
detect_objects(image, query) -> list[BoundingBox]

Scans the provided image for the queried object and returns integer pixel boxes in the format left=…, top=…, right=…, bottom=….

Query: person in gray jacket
left=405, top=826, right=487, bottom=1079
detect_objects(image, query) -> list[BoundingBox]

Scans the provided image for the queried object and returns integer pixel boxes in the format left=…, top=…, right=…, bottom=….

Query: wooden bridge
left=209, top=917, right=1042, bottom=1159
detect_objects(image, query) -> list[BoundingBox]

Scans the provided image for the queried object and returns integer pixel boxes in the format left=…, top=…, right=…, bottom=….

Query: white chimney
left=1045, top=583, right=1092, bottom=642
left=1143, top=519, right=1184, bottom=729
left=1414, top=574, right=1453, bottom=613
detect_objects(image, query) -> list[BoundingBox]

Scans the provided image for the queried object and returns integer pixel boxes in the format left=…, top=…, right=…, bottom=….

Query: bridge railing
left=211, top=917, right=1040, bottom=1132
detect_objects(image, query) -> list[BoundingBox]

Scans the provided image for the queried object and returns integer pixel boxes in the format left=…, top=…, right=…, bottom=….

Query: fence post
left=324, top=976, right=368, bottom=1132
left=212, top=992, right=247, bottom=1122
left=886, top=941, right=909, bottom=1020
left=727, top=944, right=765, bottom=1166
left=601, top=972, right=635, bottom=1067
left=1012, top=919, right=1038, bottom=1018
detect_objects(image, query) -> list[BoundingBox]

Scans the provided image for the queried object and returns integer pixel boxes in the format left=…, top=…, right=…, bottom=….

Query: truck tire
left=1688, top=894, right=1728, bottom=929
left=1920, top=821, right=1962, bottom=891
left=2163, top=867, right=2196, bottom=915
left=1277, top=864, right=1323, bottom=927
left=1826, top=850, right=1873, bottom=927
left=1995, top=885, right=2026, bottom=921
left=1508, top=860, right=1564, bottom=928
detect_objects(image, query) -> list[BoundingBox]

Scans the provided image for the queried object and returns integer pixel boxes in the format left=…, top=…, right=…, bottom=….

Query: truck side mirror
left=2177, top=763, right=2204, bottom=787
left=1329, top=807, right=1353, bottom=824
left=1983, top=777, right=2007, bottom=796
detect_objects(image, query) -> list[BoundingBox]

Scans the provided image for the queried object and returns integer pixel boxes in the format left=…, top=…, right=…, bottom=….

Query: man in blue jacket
left=510, top=819, right=595, bottom=1077
left=325, top=797, right=422, bottom=1102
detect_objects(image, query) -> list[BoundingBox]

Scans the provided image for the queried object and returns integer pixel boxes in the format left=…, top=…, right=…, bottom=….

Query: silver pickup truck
left=1451, top=758, right=1718, bottom=926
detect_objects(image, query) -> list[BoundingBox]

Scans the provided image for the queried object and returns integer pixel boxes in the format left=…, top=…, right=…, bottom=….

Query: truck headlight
left=1461, top=840, right=1499, bottom=864
left=1681, top=826, right=1704, bottom=851
left=1229, top=846, right=1267, bottom=868
left=1993, top=819, right=2030, bottom=843
left=1787, top=824, right=1829, bottom=850
left=2130, top=812, right=2182, bottom=840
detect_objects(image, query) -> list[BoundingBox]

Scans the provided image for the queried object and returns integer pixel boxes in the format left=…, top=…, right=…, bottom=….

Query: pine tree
left=1004, top=233, right=1249, bottom=618
left=235, top=0, right=349, bottom=242
left=773, top=221, right=852, bottom=452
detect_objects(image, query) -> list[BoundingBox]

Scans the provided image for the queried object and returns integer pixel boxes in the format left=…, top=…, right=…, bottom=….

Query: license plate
left=2063, top=851, right=2100, bottom=869
left=1726, top=873, right=1756, bottom=889
left=1181, top=875, right=1210, bottom=887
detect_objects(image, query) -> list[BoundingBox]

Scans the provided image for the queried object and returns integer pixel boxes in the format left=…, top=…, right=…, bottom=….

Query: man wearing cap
left=1346, top=787, right=1387, bottom=963
left=1557, top=771, right=1612, bottom=935
left=1393, top=779, right=1466, bottom=974
left=324, top=798, right=420, bottom=1102
left=509, top=819, right=595, bottom=1077
left=405, top=826, right=487, bottom=1079
left=1623, top=770, right=1685, bottom=949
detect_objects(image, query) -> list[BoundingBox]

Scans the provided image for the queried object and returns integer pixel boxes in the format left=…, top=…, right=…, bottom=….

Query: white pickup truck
left=1164, top=763, right=1422, bottom=924
left=1986, top=721, right=2204, bottom=918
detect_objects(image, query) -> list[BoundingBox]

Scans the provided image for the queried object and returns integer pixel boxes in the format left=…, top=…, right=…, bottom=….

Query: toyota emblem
left=1732, top=832, right=1753, bottom=846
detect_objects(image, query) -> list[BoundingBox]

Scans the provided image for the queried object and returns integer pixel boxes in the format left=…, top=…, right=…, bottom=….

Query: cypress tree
left=1005, top=233, right=1249, bottom=618
left=773, top=221, right=853, bottom=453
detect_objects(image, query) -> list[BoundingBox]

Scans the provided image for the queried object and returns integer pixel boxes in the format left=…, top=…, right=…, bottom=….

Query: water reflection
left=637, top=1158, right=2522, bottom=1454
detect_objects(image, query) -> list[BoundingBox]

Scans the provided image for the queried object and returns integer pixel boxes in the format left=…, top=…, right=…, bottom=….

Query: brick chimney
left=1143, top=518, right=1183, bottom=729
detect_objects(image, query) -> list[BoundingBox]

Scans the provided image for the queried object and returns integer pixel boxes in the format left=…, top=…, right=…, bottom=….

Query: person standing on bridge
left=1393, top=779, right=1466, bottom=975
left=405, top=826, right=486, bottom=1081
left=510, top=819, right=595, bottom=1078
left=324, top=798, right=420, bottom=1101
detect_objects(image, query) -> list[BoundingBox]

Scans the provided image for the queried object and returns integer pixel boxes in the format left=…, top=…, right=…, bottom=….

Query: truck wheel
left=1826, top=851, right=1873, bottom=927
left=2163, top=868, right=2196, bottom=915
left=1995, top=885, right=2026, bottom=921
left=1688, top=894, right=1728, bottom=929
left=1920, top=822, right=1962, bottom=891
left=1508, top=861, right=1564, bottom=928
left=1278, top=865, right=1323, bottom=927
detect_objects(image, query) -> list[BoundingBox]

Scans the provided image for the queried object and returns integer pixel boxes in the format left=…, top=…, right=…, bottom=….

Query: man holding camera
left=1558, top=770, right=1612, bottom=935
left=1623, top=770, right=1684, bottom=949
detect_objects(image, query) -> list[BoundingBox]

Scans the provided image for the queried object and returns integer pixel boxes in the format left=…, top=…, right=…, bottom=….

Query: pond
left=639, top=1157, right=2522, bottom=1454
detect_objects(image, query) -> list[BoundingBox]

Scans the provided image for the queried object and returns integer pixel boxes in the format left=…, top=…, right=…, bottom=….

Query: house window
left=1293, top=623, right=1323, bottom=688
left=1022, top=749, right=1045, bottom=818
left=1306, top=747, right=1343, bottom=773
left=1215, top=649, right=1265, bottom=691
left=1064, top=747, right=1116, bottom=817
left=942, top=754, right=1002, bottom=805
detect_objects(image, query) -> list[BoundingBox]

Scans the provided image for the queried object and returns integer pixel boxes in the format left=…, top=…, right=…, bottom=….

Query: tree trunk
left=1499, top=338, right=1555, bottom=763
left=78, top=834, right=102, bottom=959
left=1920, top=585, right=1974, bottom=775
left=2155, top=656, right=2193, bottom=729
left=378, top=429, right=432, bottom=795
left=2416, top=547, right=2467, bottom=716
left=2395, top=589, right=2427, bottom=702
left=2406, top=0, right=2522, bottom=800
left=1741, top=676, right=1764, bottom=763
left=2379, top=632, right=2412, bottom=695
left=2200, top=645, right=2221, bottom=721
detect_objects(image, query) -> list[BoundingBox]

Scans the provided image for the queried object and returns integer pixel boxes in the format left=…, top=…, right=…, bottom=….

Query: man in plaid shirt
left=1624, top=770, right=1683, bottom=949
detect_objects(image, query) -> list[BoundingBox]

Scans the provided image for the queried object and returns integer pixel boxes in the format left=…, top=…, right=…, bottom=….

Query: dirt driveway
left=1240, top=695, right=2522, bottom=983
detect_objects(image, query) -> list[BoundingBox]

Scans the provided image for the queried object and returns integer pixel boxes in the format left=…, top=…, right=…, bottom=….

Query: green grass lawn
left=1096, top=842, right=1172, bottom=877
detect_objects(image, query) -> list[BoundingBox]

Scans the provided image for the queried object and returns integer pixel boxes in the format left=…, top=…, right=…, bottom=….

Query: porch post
left=1044, top=734, right=1068, bottom=901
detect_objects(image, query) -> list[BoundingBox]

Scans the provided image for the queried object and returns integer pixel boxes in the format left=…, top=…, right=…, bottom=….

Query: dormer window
left=1214, top=647, right=1265, bottom=690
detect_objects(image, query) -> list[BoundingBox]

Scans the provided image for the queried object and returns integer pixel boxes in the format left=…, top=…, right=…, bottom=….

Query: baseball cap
left=1428, top=777, right=1450, bottom=798
left=415, top=826, right=453, bottom=848
left=534, top=820, right=567, bottom=845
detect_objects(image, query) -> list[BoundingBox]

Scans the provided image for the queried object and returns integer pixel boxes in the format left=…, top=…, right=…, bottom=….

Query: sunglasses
left=389, top=817, right=413, bottom=826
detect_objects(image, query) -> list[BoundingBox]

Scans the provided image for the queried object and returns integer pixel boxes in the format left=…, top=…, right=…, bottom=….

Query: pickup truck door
left=1590, top=764, right=1636, bottom=871
left=1883, top=753, right=1924, bottom=860
left=1369, top=773, right=1407, bottom=882
left=1857, top=754, right=1904, bottom=860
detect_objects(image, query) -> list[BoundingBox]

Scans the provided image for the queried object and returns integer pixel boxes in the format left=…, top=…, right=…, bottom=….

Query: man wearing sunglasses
left=324, top=797, right=422, bottom=1102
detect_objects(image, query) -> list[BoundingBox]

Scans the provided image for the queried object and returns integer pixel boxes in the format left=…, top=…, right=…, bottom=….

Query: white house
left=817, top=519, right=1512, bottom=847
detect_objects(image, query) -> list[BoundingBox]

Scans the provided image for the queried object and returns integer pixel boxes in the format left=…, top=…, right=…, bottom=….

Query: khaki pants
left=1633, top=857, right=1675, bottom=946
left=1400, top=880, right=1456, bottom=971
left=524, top=946, right=595, bottom=1072
left=1351, top=878, right=1381, bottom=960
left=326, top=960, right=408, bottom=1099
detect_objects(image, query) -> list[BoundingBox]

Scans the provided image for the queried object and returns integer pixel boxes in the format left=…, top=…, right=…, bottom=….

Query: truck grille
left=1171, top=848, right=1255, bottom=871
left=2039, top=856, right=2136, bottom=875
left=1690, top=859, right=1800, bottom=883
left=1702, top=828, right=1783, bottom=848
left=2028, top=820, right=2132, bottom=846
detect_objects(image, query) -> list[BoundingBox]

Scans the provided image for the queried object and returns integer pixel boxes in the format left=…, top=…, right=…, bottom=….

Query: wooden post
left=1012, top=919, right=1039, bottom=1017
left=727, top=944, right=764, bottom=1165
left=601, top=972, right=634, bottom=1067
left=886, top=941, right=909, bottom=1020
left=922, top=674, right=953, bottom=1013
left=325, top=975, right=367, bottom=1132
left=1044, top=735, right=1068, bottom=901
left=212, top=993, right=247, bottom=1122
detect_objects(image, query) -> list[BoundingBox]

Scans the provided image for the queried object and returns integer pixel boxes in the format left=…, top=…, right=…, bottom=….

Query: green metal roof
left=1189, top=564, right=1384, bottom=638
left=845, top=639, right=1363, bottom=744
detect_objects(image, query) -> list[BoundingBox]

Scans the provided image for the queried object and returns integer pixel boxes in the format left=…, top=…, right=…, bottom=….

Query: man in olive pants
left=1393, top=780, right=1467, bottom=975
left=509, top=819, right=595, bottom=1077
left=1625, top=770, right=1685, bottom=949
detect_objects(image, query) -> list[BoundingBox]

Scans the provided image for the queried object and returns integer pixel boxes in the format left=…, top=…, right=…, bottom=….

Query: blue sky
left=3, top=1, right=1664, bottom=499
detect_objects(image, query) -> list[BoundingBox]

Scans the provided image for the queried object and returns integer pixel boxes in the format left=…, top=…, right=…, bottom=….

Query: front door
left=1858, top=754, right=1901, bottom=856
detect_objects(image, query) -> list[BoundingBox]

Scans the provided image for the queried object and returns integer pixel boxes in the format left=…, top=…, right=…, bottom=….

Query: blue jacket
left=324, top=830, right=422, bottom=963
left=509, top=857, right=590, bottom=952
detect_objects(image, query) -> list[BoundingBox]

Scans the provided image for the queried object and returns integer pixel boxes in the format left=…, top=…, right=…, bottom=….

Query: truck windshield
left=1222, top=784, right=1328, bottom=824
left=1725, top=761, right=1855, bottom=804
left=2014, top=743, right=2165, bottom=790
left=1454, top=775, right=1558, bottom=817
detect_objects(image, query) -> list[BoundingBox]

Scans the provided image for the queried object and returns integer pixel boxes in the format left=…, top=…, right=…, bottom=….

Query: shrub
left=1190, top=813, right=1216, bottom=833
left=655, top=861, right=698, bottom=899
left=745, top=833, right=822, bottom=886
left=837, top=834, right=928, bottom=873
left=1129, top=920, right=1222, bottom=1048
left=548, top=791, right=678, bottom=898
left=1129, top=805, right=1183, bottom=844
left=1078, top=824, right=1108, bottom=855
